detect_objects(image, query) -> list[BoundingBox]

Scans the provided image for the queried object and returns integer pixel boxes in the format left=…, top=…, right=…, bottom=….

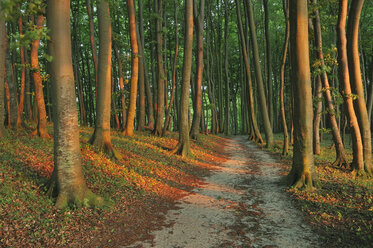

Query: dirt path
left=125, top=136, right=320, bottom=248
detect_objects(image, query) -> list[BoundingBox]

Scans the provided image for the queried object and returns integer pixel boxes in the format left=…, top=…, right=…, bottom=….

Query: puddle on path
left=125, top=136, right=320, bottom=248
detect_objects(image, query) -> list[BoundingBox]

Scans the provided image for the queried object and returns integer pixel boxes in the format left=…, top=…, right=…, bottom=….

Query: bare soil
left=125, top=136, right=320, bottom=248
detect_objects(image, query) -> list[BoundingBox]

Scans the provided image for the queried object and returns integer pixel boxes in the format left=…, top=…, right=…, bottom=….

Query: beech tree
left=89, top=0, right=120, bottom=159
left=122, top=0, right=138, bottom=137
left=287, top=0, right=319, bottom=189
left=337, top=0, right=364, bottom=173
left=346, top=0, right=372, bottom=176
left=246, top=0, right=273, bottom=147
left=46, top=0, right=103, bottom=209
left=0, top=5, right=5, bottom=138
left=173, top=0, right=193, bottom=157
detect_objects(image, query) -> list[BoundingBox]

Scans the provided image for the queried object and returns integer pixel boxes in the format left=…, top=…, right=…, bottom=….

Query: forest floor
left=0, top=126, right=372, bottom=247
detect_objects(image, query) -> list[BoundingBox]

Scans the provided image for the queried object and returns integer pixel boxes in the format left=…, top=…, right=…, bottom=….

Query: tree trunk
left=153, top=0, right=165, bottom=136
left=224, top=1, right=230, bottom=136
left=190, top=0, right=205, bottom=139
left=247, top=0, right=273, bottom=147
left=46, top=0, right=103, bottom=209
left=30, top=15, right=50, bottom=138
left=89, top=0, right=120, bottom=159
left=236, top=0, right=263, bottom=143
left=122, top=0, right=139, bottom=137
left=312, top=0, right=347, bottom=166
left=137, top=0, right=146, bottom=131
left=346, top=0, right=372, bottom=175
left=263, top=0, right=273, bottom=127
left=280, top=0, right=289, bottom=155
left=0, top=7, right=5, bottom=137
left=17, top=14, right=25, bottom=128
left=313, top=75, right=323, bottom=155
left=163, top=0, right=179, bottom=136
left=86, top=0, right=98, bottom=93
left=287, top=0, right=319, bottom=189
left=113, top=42, right=127, bottom=129
left=173, top=0, right=193, bottom=157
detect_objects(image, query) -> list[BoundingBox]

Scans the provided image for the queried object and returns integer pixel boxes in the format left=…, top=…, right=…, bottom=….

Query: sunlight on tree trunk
left=46, top=0, right=103, bottom=209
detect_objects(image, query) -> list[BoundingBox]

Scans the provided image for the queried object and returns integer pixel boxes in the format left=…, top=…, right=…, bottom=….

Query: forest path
left=126, top=136, right=320, bottom=248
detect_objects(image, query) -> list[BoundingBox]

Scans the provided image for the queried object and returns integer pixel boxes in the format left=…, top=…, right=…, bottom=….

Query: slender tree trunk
left=313, top=75, right=323, bottom=155
left=30, top=15, right=50, bottom=138
left=86, top=0, right=98, bottom=93
left=46, top=0, right=103, bottom=209
left=190, top=0, right=205, bottom=139
left=346, top=0, right=372, bottom=175
left=173, top=0, right=193, bottom=157
left=0, top=7, right=5, bottom=137
left=113, top=42, right=127, bottom=129
left=247, top=0, right=273, bottom=147
left=224, top=1, right=230, bottom=136
left=312, top=0, right=347, bottom=166
left=17, top=14, right=25, bottom=128
left=236, top=0, right=263, bottom=143
left=137, top=0, right=146, bottom=131
left=287, top=0, right=319, bottom=189
left=122, top=0, right=139, bottom=137
left=263, top=0, right=273, bottom=127
left=280, top=0, right=289, bottom=155
left=153, top=0, right=165, bottom=136
left=89, top=0, right=120, bottom=159
left=163, top=0, right=179, bottom=135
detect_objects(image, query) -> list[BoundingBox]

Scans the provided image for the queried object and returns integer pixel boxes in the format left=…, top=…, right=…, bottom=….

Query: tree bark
left=0, top=7, right=5, bottom=137
left=173, top=0, right=193, bottom=157
left=280, top=0, right=289, bottom=155
left=312, top=0, right=347, bottom=166
left=153, top=0, right=165, bottom=136
left=86, top=0, right=98, bottom=93
left=89, top=0, right=120, bottom=159
left=30, top=15, right=50, bottom=138
left=287, top=0, right=319, bottom=189
left=163, top=0, right=179, bottom=136
left=46, top=0, right=103, bottom=209
left=246, top=0, right=273, bottom=147
left=235, top=0, right=263, bottom=143
left=346, top=0, right=372, bottom=175
left=190, top=0, right=205, bottom=139
left=122, top=0, right=139, bottom=137
left=263, top=0, right=273, bottom=127
left=17, top=14, right=25, bottom=128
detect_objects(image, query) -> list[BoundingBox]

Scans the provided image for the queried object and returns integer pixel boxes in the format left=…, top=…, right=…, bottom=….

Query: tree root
left=171, top=142, right=192, bottom=158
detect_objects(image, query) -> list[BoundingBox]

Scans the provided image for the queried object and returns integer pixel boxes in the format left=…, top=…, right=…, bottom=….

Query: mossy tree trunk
left=47, top=0, right=103, bottom=209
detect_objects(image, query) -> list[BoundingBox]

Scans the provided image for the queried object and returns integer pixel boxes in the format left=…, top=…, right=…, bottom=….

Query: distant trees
left=1, top=0, right=373, bottom=208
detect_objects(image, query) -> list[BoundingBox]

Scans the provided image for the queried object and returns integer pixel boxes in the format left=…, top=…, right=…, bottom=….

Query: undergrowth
left=0, top=125, right=227, bottom=247
left=266, top=133, right=373, bottom=248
